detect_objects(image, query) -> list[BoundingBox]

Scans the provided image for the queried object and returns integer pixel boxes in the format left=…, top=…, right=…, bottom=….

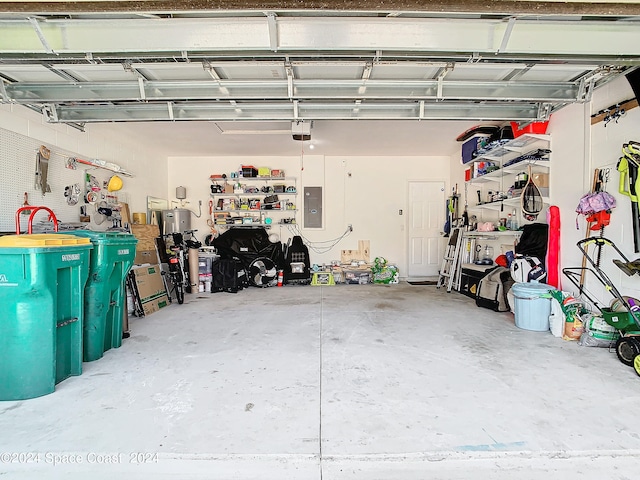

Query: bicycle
left=156, top=232, right=188, bottom=304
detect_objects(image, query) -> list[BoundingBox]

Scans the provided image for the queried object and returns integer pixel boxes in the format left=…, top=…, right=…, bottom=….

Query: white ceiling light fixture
left=292, top=120, right=311, bottom=141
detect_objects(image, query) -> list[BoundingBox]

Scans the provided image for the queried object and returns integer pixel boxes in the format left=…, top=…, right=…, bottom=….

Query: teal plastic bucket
left=512, top=282, right=553, bottom=332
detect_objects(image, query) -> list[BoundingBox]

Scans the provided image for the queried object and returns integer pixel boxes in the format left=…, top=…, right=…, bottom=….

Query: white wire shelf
left=467, top=196, right=550, bottom=211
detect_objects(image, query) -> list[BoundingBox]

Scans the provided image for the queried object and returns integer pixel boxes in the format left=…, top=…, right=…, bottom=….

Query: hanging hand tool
left=21, top=192, right=32, bottom=216
left=34, top=145, right=51, bottom=195
left=618, top=142, right=640, bottom=252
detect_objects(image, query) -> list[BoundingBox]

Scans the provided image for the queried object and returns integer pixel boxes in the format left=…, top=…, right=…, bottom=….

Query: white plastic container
left=548, top=297, right=565, bottom=338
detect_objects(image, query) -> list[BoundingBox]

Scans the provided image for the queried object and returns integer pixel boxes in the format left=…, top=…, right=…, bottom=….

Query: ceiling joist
left=44, top=100, right=547, bottom=123
left=0, top=9, right=638, bottom=124
left=3, top=78, right=585, bottom=103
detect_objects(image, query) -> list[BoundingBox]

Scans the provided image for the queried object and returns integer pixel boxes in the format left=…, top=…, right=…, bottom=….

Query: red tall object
left=547, top=206, right=561, bottom=288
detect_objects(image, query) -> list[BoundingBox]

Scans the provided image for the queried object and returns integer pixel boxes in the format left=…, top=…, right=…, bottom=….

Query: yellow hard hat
left=107, top=175, right=123, bottom=192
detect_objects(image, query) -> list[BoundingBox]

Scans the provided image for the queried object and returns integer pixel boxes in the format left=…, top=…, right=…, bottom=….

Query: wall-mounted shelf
left=212, top=208, right=297, bottom=213
left=209, top=170, right=298, bottom=228
left=463, top=133, right=551, bottom=224
left=468, top=160, right=550, bottom=185
left=473, top=134, right=550, bottom=162
left=210, top=192, right=297, bottom=197
left=462, top=230, right=523, bottom=239
left=467, top=196, right=550, bottom=211
left=213, top=223, right=272, bottom=229
left=210, top=176, right=296, bottom=182
left=213, top=222, right=297, bottom=229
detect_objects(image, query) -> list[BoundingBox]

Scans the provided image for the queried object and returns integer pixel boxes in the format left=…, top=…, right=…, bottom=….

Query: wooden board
left=341, top=240, right=370, bottom=264
left=130, top=224, right=160, bottom=251
left=119, top=202, right=131, bottom=225
left=591, top=98, right=638, bottom=125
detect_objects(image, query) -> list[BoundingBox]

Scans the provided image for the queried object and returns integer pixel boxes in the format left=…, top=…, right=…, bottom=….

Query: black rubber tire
left=185, top=274, right=192, bottom=294
left=173, top=269, right=185, bottom=304
left=176, top=284, right=184, bottom=305
left=615, top=336, right=640, bottom=367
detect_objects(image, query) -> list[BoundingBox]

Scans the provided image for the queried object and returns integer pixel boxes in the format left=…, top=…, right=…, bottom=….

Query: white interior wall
left=587, top=76, right=640, bottom=303
left=0, top=104, right=168, bottom=232
left=545, top=102, right=590, bottom=290
left=168, top=154, right=452, bottom=275
left=545, top=76, right=640, bottom=303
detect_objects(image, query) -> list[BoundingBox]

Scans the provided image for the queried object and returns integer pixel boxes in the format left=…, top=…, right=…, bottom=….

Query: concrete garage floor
left=2, top=283, right=640, bottom=479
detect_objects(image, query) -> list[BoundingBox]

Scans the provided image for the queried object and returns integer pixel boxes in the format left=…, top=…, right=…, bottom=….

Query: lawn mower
left=563, top=236, right=640, bottom=377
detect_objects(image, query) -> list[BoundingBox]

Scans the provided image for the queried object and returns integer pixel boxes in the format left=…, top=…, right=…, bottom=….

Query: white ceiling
left=1, top=9, right=639, bottom=127
left=1, top=5, right=639, bottom=159
left=94, top=119, right=480, bottom=157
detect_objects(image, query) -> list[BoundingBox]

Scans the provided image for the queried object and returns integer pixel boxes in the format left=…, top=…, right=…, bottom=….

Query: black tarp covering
left=515, top=222, right=549, bottom=264
left=212, top=227, right=284, bottom=270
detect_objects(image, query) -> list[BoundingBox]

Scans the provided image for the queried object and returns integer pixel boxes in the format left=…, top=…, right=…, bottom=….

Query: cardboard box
left=131, top=265, right=169, bottom=316
left=532, top=172, right=549, bottom=187
left=134, top=249, right=158, bottom=265
left=131, top=224, right=160, bottom=251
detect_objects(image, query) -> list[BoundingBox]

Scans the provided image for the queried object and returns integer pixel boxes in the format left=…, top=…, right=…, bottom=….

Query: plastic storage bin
left=510, top=120, right=550, bottom=138
left=69, top=231, right=137, bottom=362
left=0, top=234, right=92, bottom=400
left=512, top=282, right=553, bottom=331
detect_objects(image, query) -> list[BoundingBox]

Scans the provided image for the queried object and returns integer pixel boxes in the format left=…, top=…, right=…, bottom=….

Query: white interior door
left=407, top=181, right=445, bottom=278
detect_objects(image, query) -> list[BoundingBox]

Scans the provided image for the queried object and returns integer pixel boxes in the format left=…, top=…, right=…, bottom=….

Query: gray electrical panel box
left=304, top=186, right=323, bottom=228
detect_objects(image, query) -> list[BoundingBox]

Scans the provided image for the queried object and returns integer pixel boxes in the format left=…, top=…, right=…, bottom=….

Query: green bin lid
left=70, top=230, right=136, bottom=241
left=0, top=234, right=91, bottom=247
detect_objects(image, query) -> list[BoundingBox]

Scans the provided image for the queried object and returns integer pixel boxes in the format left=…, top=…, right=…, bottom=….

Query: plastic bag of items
left=371, top=257, right=399, bottom=284
left=549, top=290, right=586, bottom=341
left=577, top=312, right=620, bottom=347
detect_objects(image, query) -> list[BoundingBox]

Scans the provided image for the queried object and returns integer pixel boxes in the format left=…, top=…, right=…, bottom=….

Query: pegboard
left=0, top=128, right=125, bottom=233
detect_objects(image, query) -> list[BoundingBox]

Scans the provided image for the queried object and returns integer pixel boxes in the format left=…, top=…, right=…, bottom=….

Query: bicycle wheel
left=176, top=283, right=184, bottom=304
left=185, top=272, right=192, bottom=294
left=160, top=271, right=173, bottom=304
left=174, top=270, right=185, bottom=304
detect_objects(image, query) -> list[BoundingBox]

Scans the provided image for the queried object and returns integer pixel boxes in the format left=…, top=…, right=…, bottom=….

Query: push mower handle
left=577, top=237, right=613, bottom=249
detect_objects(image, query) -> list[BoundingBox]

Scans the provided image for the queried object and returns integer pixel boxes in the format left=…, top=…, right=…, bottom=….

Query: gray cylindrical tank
left=162, top=208, right=192, bottom=234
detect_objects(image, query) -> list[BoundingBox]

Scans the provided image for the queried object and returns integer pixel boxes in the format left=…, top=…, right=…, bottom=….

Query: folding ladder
left=437, top=227, right=463, bottom=292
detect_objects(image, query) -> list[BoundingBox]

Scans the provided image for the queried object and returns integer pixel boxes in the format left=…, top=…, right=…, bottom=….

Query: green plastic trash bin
left=69, top=231, right=137, bottom=362
left=0, top=234, right=92, bottom=400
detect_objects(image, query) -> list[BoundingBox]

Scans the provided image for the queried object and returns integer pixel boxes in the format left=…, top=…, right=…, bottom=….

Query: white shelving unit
left=461, top=230, right=522, bottom=267
left=465, top=133, right=551, bottom=222
left=210, top=175, right=298, bottom=230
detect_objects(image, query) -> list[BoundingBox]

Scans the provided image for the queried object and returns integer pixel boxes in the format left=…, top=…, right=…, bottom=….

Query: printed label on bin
left=62, top=253, right=81, bottom=262
left=117, top=249, right=130, bottom=255
left=0, top=273, right=18, bottom=287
